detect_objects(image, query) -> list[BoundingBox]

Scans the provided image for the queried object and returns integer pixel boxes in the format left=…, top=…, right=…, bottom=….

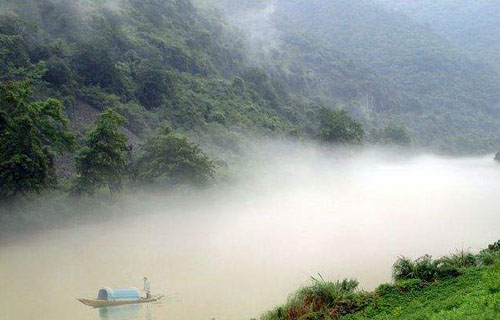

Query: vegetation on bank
left=0, top=79, right=364, bottom=205
left=260, top=241, right=500, bottom=320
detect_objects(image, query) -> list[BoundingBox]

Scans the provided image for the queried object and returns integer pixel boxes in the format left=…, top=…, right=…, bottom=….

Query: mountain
left=1, top=0, right=500, bottom=154
left=204, top=0, right=500, bottom=153
left=0, top=0, right=319, bottom=159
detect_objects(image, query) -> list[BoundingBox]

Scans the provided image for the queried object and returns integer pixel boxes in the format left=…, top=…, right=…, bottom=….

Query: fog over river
left=1, top=144, right=500, bottom=320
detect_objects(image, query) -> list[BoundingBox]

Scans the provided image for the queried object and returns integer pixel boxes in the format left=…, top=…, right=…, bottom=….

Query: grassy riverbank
left=260, top=242, right=500, bottom=320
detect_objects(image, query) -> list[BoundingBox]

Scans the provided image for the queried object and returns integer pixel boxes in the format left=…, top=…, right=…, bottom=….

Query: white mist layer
left=1, top=144, right=500, bottom=320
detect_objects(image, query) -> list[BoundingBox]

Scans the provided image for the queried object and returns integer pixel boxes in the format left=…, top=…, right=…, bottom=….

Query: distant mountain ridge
left=204, top=0, right=500, bottom=153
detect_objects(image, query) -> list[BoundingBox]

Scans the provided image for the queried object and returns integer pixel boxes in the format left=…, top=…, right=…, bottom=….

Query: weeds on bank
left=262, top=276, right=372, bottom=320
left=260, top=240, right=500, bottom=320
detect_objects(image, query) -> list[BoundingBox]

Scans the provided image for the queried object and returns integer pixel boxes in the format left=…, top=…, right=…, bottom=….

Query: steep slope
left=344, top=267, right=500, bottom=320
left=274, top=0, right=500, bottom=152
left=0, top=0, right=318, bottom=158
left=202, top=0, right=500, bottom=153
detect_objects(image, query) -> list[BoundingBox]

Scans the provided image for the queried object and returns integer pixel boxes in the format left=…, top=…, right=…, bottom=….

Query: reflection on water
left=1, top=148, right=500, bottom=320
left=99, top=305, right=141, bottom=320
left=97, top=305, right=155, bottom=320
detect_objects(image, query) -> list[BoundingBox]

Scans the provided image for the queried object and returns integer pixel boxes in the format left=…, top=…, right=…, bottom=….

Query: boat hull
left=78, top=295, right=163, bottom=308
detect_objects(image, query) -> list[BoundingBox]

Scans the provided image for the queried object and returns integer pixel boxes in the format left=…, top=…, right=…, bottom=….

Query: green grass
left=344, top=266, right=500, bottom=320
left=259, top=242, right=500, bottom=320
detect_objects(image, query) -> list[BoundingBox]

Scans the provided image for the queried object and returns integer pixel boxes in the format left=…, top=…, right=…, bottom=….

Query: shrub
left=479, top=250, right=500, bottom=266
left=392, top=255, right=439, bottom=282
left=392, top=256, right=417, bottom=282
left=438, top=249, right=476, bottom=269
left=262, top=275, right=371, bottom=320
left=478, top=240, right=500, bottom=266
left=487, top=240, right=500, bottom=252
left=435, top=249, right=476, bottom=278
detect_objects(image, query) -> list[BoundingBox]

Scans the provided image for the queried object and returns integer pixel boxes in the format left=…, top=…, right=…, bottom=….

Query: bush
left=392, top=256, right=417, bottom=282
left=438, top=249, right=477, bottom=269
left=487, top=240, right=500, bottom=252
left=262, top=275, right=371, bottom=320
left=392, top=255, right=438, bottom=283
left=434, top=249, right=476, bottom=278
left=479, top=250, right=500, bottom=266
left=478, top=240, right=500, bottom=266
left=393, top=249, right=483, bottom=284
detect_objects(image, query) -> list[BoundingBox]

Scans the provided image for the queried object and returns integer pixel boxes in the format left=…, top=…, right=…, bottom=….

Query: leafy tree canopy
left=134, top=127, right=216, bottom=185
left=318, top=108, right=364, bottom=144
left=71, top=109, right=128, bottom=196
left=0, top=80, right=74, bottom=199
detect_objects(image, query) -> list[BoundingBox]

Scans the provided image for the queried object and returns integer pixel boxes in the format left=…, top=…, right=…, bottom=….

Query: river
left=1, top=147, right=500, bottom=320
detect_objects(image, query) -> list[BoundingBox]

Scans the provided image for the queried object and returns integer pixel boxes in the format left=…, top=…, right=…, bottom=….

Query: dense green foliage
left=0, top=80, right=74, bottom=199
left=134, top=127, right=215, bottom=185
left=207, top=0, right=500, bottom=154
left=319, top=109, right=364, bottom=144
left=260, top=241, right=500, bottom=320
left=0, top=0, right=318, bottom=144
left=71, top=110, right=128, bottom=196
left=1, top=0, right=500, bottom=203
left=3, top=0, right=500, bottom=157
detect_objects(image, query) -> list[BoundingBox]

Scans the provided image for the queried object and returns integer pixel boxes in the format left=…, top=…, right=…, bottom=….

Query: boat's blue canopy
left=98, top=287, right=140, bottom=300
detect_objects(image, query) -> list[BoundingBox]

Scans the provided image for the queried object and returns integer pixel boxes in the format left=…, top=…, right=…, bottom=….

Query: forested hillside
left=2, top=0, right=500, bottom=204
left=208, top=0, right=500, bottom=153
left=0, top=0, right=318, bottom=151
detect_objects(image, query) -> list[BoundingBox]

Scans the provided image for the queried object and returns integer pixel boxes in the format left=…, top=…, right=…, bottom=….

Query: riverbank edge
left=258, top=241, right=500, bottom=320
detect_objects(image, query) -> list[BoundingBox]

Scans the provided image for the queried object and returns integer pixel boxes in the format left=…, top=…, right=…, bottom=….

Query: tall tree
left=134, top=127, right=215, bottom=185
left=72, top=110, right=128, bottom=196
left=318, top=108, right=364, bottom=144
left=0, top=80, right=74, bottom=200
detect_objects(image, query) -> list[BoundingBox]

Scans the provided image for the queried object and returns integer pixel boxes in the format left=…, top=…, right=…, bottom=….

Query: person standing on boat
left=143, top=277, right=151, bottom=299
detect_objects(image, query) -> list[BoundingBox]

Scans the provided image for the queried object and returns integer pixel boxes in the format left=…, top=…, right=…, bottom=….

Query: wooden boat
left=78, top=295, right=164, bottom=308
left=78, top=287, right=163, bottom=308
